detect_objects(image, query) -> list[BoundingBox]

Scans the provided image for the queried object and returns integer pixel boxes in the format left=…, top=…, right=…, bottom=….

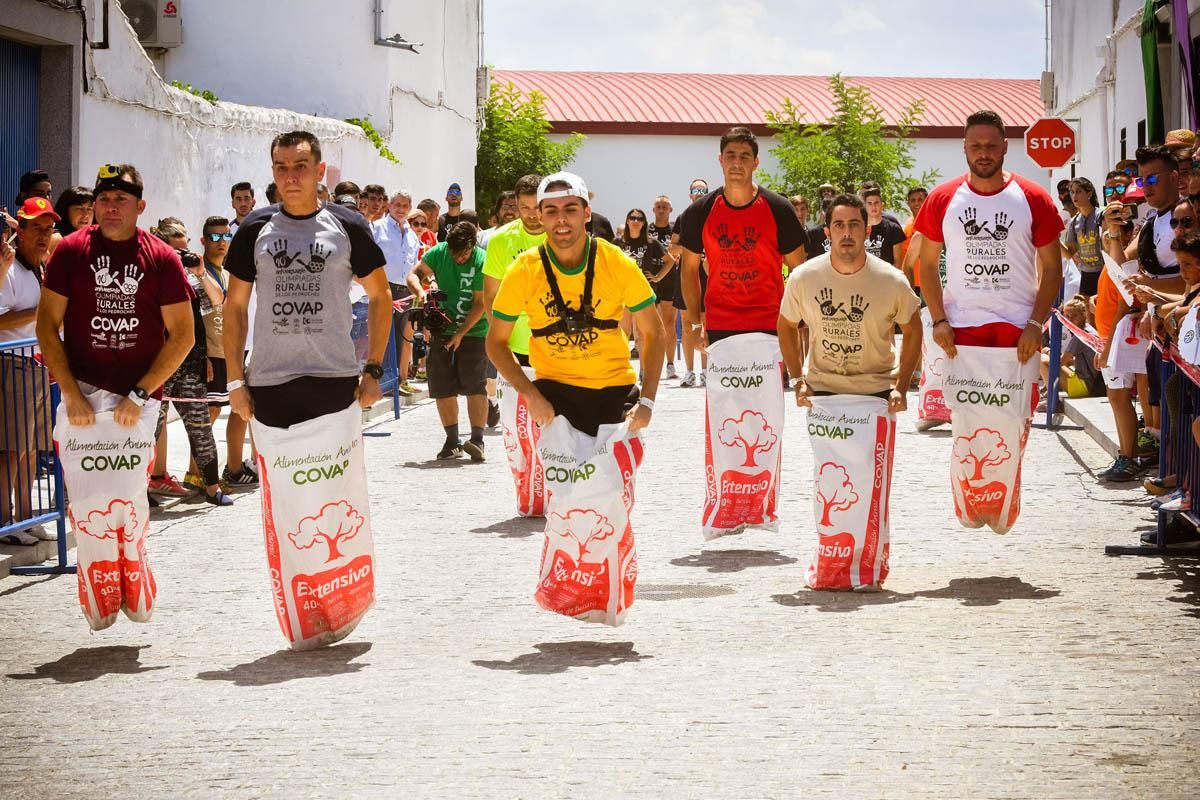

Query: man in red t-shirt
left=678, top=126, right=808, bottom=351
left=37, top=163, right=195, bottom=427
left=915, top=110, right=1064, bottom=363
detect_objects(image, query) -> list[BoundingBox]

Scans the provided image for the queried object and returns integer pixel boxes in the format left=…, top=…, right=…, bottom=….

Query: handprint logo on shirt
left=715, top=223, right=740, bottom=249
left=267, top=239, right=297, bottom=271
left=118, top=264, right=143, bottom=295
left=845, top=294, right=870, bottom=323
left=91, top=256, right=117, bottom=288
left=302, top=242, right=328, bottom=273
left=815, top=287, right=845, bottom=318
left=958, top=207, right=990, bottom=237
left=740, top=225, right=759, bottom=251
left=990, top=212, right=1011, bottom=241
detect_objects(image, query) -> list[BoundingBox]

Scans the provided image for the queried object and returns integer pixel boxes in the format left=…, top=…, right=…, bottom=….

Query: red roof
left=492, top=70, right=1043, bottom=139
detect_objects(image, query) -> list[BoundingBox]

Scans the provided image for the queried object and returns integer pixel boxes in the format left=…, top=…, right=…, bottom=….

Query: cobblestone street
left=1, top=386, right=1198, bottom=799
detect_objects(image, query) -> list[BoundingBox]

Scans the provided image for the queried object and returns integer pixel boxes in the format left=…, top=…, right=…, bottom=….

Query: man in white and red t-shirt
left=915, top=110, right=1064, bottom=363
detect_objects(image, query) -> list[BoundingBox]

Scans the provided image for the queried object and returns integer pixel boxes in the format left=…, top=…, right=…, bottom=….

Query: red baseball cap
left=16, top=196, right=61, bottom=222
left=1123, top=184, right=1145, bottom=203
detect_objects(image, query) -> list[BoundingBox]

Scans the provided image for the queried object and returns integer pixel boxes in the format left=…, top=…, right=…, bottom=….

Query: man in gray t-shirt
left=224, top=131, right=390, bottom=429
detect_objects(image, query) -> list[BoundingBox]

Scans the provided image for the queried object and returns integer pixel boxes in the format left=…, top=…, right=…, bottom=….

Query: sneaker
left=241, top=459, right=259, bottom=479
left=1144, top=475, right=1177, bottom=496
left=147, top=492, right=160, bottom=509
left=1140, top=522, right=1200, bottom=546
left=679, top=371, right=697, bottom=388
left=437, top=442, right=464, bottom=460
left=1097, top=456, right=1139, bottom=482
left=25, top=523, right=57, bottom=541
left=222, top=464, right=260, bottom=489
left=204, top=490, right=234, bottom=507
left=149, top=474, right=195, bottom=497
left=0, top=529, right=37, bottom=545
left=397, top=382, right=415, bottom=397
left=1159, top=492, right=1191, bottom=512
left=1151, top=489, right=1185, bottom=511
left=630, top=347, right=640, bottom=360
left=463, top=439, right=486, bottom=463
left=1137, top=431, right=1158, bottom=456
left=699, top=372, right=706, bottom=387
left=182, top=472, right=205, bottom=492
left=665, top=363, right=678, bottom=380
left=414, top=369, right=427, bottom=382
left=487, top=401, right=501, bottom=428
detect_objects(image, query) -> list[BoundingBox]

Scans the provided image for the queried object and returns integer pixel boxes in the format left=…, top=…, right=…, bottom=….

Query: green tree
left=761, top=74, right=938, bottom=215
left=475, top=81, right=584, bottom=218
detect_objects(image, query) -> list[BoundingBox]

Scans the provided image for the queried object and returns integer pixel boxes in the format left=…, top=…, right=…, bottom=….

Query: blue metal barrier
left=0, top=337, right=72, bottom=575
left=353, top=303, right=402, bottom=420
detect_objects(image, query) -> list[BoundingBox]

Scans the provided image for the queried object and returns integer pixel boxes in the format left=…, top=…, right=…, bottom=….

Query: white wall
left=551, top=133, right=1043, bottom=225
left=162, top=0, right=480, bottom=204
left=79, top=1, right=400, bottom=234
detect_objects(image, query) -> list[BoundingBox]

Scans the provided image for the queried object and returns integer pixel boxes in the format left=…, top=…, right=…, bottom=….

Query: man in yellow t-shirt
left=483, top=174, right=545, bottom=365
left=488, top=172, right=666, bottom=436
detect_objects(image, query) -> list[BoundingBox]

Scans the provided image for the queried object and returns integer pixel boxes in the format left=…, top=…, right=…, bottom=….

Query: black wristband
left=932, top=318, right=948, bottom=327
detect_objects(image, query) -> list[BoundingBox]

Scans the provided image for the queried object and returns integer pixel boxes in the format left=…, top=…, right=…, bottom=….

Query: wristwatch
left=362, top=362, right=384, bottom=380
left=789, top=377, right=806, bottom=391
left=128, top=386, right=149, bottom=407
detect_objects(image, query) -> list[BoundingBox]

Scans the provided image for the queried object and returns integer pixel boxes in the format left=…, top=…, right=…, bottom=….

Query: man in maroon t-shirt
left=37, top=163, right=194, bottom=427
left=678, top=126, right=808, bottom=350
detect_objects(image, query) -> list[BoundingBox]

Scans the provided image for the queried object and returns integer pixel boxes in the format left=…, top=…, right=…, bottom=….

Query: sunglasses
left=1135, top=174, right=1163, bottom=188
left=410, top=220, right=428, bottom=228
left=627, top=215, right=646, bottom=222
left=1170, top=216, right=1196, bottom=229
left=1104, top=184, right=1128, bottom=197
left=205, top=232, right=233, bottom=242
left=689, top=188, right=706, bottom=196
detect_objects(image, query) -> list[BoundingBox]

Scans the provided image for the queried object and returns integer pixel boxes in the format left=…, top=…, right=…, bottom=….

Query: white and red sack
left=945, top=346, right=1039, bottom=534
left=702, top=333, right=785, bottom=539
left=535, top=417, right=642, bottom=627
left=56, top=391, right=159, bottom=631
left=805, top=395, right=896, bottom=591
left=499, top=367, right=545, bottom=517
left=917, top=307, right=952, bottom=425
left=251, top=403, right=375, bottom=651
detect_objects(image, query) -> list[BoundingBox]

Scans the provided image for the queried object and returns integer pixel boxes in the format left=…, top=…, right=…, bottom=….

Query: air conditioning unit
left=119, top=0, right=183, bottom=49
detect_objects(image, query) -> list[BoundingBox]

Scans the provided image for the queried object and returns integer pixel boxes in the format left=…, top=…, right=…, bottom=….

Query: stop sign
left=1025, top=118, right=1077, bottom=169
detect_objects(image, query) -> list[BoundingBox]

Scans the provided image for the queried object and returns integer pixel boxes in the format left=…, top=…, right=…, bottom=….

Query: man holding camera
left=487, top=172, right=665, bottom=437
left=406, top=221, right=490, bottom=461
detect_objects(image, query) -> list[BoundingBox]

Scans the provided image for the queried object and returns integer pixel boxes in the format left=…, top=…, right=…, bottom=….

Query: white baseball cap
left=536, top=172, right=589, bottom=205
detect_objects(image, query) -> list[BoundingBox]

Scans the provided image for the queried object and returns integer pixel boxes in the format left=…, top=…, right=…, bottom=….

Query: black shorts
left=1078, top=270, right=1100, bottom=297
left=1147, top=348, right=1162, bottom=407
left=533, top=379, right=632, bottom=437
left=654, top=266, right=678, bottom=303
left=428, top=335, right=488, bottom=399
left=675, top=268, right=707, bottom=312
left=249, top=376, right=359, bottom=429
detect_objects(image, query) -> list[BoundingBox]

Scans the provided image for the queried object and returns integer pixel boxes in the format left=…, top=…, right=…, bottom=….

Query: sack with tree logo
left=702, top=333, right=785, bottom=539
left=945, top=346, right=1039, bottom=534
left=499, top=366, right=545, bottom=517
left=56, top=392, right=160, bottom=631
left=805, top=395, right=895, bottom=591
left=535, top=417, right=643, bottom=626
left=917, top=307, right=952, bottom=424
left=251, top=404, right=375, bottom=650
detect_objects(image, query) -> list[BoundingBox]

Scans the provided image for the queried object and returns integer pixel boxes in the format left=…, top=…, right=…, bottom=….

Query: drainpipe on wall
left=373, top=0, right=421, bottom=52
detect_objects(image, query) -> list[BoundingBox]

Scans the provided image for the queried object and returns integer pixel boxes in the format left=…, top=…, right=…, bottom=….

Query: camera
left=175, top=248, right=202, bottom=269
left=560, top=309, right=594, bottom=335
left=409, top=289, right=454, bottom=335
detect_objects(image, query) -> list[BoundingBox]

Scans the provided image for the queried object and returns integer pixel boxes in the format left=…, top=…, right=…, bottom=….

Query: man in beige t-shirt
left=777, top=193, right=922, bottom=412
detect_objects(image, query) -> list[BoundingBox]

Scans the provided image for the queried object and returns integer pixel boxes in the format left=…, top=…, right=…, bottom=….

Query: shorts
left=1101, top=366, right=1136, bottom=390
left=485, top=360, right=498, bottom=380
left=675, top=267, right=707, bottom=312
left=1146, top=348, right=1163, bottom=406
left=427, top=335, right=488, bottom=399
left=655, top=266, right=678, bottom=303
left=206, top=356, right=229, bottom=407
left=533, top=378, right=632, bottom=437
left=389, top=283, right=413, bottom=303
left=1078, top=270, right=1100, bottom=297
left=0, top=354, right=52, bottom=452
left=249, top=375, right=360, bottom=429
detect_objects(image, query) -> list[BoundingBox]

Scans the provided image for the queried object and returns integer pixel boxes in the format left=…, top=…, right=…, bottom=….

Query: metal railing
left=0, top=337, right=72, bottom=575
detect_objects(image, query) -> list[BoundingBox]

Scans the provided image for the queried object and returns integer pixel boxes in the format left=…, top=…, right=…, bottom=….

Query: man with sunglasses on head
left=437, top=183, right=464, bottom=243
left=672, top=178, right=713, bottom=387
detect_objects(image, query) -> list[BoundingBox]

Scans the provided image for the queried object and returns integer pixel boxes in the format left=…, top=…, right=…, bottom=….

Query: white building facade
left=1, top=0, right=481, bottom=231
left=1048, top=0, right=1200, bottom=186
